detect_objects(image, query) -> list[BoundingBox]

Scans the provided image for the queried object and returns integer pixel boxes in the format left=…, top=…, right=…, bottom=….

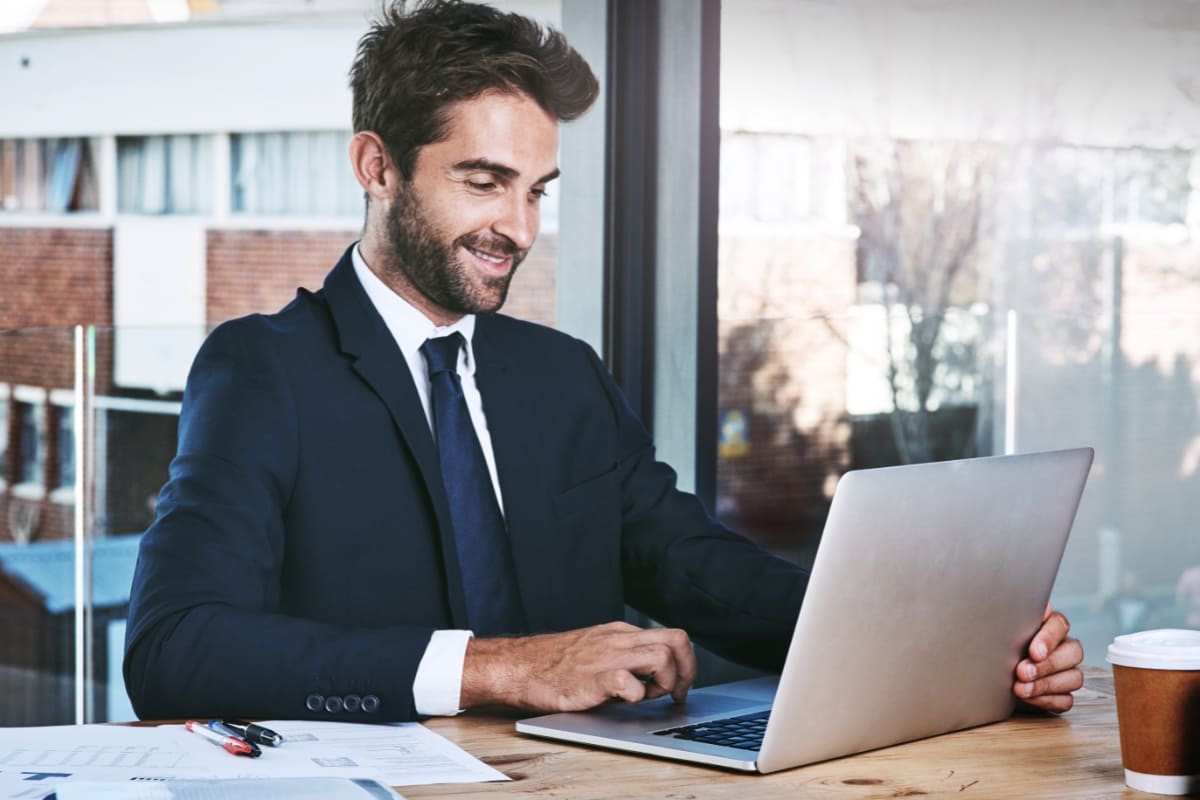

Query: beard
left=382, top=182, right=526, bottom=317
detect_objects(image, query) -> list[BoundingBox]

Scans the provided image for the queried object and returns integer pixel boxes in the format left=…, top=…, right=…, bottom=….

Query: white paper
left=54, top=777, right=401, bottom=800
left=0, top=725, right=223, bottom=800
left=0, top=720, right=505, bottom=799
left=184, top=720, right=510, bottom=787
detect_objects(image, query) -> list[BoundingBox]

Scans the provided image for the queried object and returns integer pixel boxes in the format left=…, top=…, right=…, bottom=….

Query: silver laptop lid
left=756, top=447, right=1093, bottom=772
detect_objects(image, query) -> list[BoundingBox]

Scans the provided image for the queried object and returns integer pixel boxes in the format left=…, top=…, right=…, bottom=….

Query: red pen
left=185, top=719, right=261, bottom=757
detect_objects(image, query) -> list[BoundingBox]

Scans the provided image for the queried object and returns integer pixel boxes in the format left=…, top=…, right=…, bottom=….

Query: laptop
left=517, top=447, right=1094, bottom=773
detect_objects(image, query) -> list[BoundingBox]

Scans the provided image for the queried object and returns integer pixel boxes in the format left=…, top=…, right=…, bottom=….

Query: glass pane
left=56, top=405, right=75, bottom=490
left=91, top=326, right=190, bottom=723
left=17, top=401, right=44, bottom=485
left=0, top=327, right=78, bottom=724
left=0, top=325, right=195, bottom=725
left=718, top=1, right=1200, bottom=663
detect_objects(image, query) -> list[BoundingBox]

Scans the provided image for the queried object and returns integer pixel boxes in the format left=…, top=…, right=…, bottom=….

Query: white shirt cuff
left=413, top=629, right=473, bottom=716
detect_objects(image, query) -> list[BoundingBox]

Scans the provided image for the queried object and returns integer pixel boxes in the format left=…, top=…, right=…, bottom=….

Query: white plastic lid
left=1107, top=629, right=1200, bottom=670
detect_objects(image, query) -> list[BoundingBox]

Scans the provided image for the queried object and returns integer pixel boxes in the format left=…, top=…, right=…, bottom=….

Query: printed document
left=0, top=720, right=506, bottom=799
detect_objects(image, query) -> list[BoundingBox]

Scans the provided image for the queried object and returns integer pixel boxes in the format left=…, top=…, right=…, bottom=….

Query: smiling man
left=358, top=90, right=557, bottom=325
left=123, top=0, right=1084, bottom=722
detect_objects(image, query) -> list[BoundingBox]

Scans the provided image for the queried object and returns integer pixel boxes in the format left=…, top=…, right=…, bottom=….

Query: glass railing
left=3, top=309, right=1199, bottom=724
left=0, top=324, right=202, bottom=725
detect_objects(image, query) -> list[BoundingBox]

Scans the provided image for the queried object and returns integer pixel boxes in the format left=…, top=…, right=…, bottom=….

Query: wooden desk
left=405, top=668, right=1150, bottom=799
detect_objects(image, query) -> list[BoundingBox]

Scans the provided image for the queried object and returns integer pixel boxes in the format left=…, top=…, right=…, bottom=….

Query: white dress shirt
left=351, top=244, right=499, bottom=716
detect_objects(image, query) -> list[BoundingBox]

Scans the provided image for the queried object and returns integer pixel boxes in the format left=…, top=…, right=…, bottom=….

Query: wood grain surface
left=404, top=668, right=1164, bottom=799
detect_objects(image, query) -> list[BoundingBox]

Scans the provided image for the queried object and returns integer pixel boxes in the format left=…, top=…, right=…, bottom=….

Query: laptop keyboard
left=652, top=710, right=769, bottom=752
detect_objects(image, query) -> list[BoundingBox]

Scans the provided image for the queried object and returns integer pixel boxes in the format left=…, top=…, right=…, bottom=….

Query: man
left=124, top=0, right=1083, bottom=723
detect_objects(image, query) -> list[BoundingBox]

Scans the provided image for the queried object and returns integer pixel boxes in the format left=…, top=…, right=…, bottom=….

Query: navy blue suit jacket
left=124, top=248, right=808, bottom=722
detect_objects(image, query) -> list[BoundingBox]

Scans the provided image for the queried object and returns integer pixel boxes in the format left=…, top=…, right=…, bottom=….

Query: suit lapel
left=322, top=250, right=469, bottom=628
left=472, top=317, right=554, bottom=632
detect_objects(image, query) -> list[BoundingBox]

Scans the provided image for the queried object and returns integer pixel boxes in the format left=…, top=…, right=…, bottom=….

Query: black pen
left=221, top=718, right=284, bottom=747
left=205, top=720, right=263, bottom=757
left=186, top=720, right=260, bottom=757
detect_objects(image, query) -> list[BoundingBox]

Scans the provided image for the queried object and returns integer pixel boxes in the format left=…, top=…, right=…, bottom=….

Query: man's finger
left=1018, top=690, right=1076, bottom=714
left=623, top=627, right=696, bottom=702
left=1016, top=637, right=1084, bottom=682
left=626, top=643, right=680, bottom=695
left=1014, top=666, right=1084, bottom=701
left=634, top=628, right=695, bottom=664
left=642, top=681, right=671, bottom=700
left=1028, top=609, right=1071, bottom=661
left=603, top=670, right=648, bottom=704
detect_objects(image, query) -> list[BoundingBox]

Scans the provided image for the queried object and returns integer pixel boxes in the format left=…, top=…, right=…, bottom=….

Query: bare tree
left=850, top=138, right=999, bottom=463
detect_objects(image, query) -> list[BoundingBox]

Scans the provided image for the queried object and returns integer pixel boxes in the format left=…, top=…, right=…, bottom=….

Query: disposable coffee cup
left=1107, top=629, right=1200, bottom=796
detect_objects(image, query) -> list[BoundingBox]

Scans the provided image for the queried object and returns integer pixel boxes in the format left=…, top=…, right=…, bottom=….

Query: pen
left=185, top=719, right=261, bottom=757
left=207, top=719, right=264, bottom=756
left=221, top=718, right=284, bottom=747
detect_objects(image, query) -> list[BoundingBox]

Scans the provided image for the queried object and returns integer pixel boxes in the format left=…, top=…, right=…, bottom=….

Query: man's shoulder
left=197, top=287, right=341, bottom=374
left=208, top=286, right=334, bottom=343
left=476, top=312, right=596, bottom=360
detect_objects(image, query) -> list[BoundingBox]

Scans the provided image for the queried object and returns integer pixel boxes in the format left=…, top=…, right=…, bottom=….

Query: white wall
left=721, top=0, right=1200, bottom=149
left=0, top=16, right=367, bottom=137
left=0, top=0, right=564, bottom=140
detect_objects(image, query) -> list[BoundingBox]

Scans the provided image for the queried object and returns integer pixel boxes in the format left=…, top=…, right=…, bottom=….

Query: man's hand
left=1013, top=603, right=1084, bottom=712
left=460, top=621, right=697, bottom=712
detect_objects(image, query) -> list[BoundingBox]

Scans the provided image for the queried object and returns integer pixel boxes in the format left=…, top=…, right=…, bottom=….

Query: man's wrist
left=461, top=636, right=523, bottom=709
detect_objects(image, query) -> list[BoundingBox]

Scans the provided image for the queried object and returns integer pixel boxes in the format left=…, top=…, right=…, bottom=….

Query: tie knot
left=421, top=332, right=465, bottom=376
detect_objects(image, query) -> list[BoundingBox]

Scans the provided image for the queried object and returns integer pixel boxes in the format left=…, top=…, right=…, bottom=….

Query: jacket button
left=305, top=693, right=324, bottom=712
left=324, top=695, right=344, bottom=714
left=361, top=694, right=380, bottom=713
left=343, top=694, right=362, bottom=712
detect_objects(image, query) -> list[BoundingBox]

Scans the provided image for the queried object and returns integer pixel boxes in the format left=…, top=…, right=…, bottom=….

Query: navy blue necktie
left=420, top=333, right=525, bottom=635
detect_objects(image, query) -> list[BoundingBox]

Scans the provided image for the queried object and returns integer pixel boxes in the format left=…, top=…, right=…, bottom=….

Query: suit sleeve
left=123, top=319, right=433, bottom=722
left=579, top=343, right=810, bottom=672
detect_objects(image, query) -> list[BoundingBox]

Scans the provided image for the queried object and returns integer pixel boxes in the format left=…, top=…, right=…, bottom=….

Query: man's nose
left=493, top=194, right=538, bottom=252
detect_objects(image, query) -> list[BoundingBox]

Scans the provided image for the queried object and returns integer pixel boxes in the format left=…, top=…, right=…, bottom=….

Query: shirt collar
left=351, top=243, right=478, bottom=374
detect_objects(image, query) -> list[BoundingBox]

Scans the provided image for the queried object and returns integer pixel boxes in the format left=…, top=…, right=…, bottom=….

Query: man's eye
left=468, top=181, right=497, bottom=191
left=530, top=188, right=548, bottom=199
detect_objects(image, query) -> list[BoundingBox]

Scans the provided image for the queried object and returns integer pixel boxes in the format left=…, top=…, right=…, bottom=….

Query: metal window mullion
left=604, top=0, right=660, bottom=425
left=73, top=325, right=96, bottom=724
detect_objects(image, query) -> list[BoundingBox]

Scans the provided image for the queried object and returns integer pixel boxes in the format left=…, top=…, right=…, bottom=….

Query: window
left=17, top=402, right=44, bottom=485
left=230, top=131, right=360, bottom=216
left=55, top=405, right=75, bottom=491
left=1024, top=145, right=1194, bottom=233
left=0, top=138, right=99, bottom=213
left=719, top=132, right=845, bottom=228
left=717, top=0, right=1200, bottom=668
left=117, top=134, right=214, bottom=214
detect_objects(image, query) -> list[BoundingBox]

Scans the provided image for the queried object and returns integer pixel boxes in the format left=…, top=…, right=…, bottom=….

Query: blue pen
left=206, top=720, right=263, bottom=757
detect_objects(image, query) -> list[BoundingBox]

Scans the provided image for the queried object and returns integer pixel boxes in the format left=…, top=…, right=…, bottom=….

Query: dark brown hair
left=350, top=0, right=599, bottom=180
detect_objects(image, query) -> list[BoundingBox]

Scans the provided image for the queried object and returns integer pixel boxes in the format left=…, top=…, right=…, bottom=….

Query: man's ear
left=349, top=131, right=399, bottom=202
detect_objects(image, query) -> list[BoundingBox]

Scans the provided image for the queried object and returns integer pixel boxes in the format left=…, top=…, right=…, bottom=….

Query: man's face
left=380, top=91, right=560, bottom=322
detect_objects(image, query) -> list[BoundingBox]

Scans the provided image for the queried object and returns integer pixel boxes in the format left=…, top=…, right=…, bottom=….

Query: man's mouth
left=466, top=246, right=508, bottom=264
left=463, top=243, right=518, bottom=275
